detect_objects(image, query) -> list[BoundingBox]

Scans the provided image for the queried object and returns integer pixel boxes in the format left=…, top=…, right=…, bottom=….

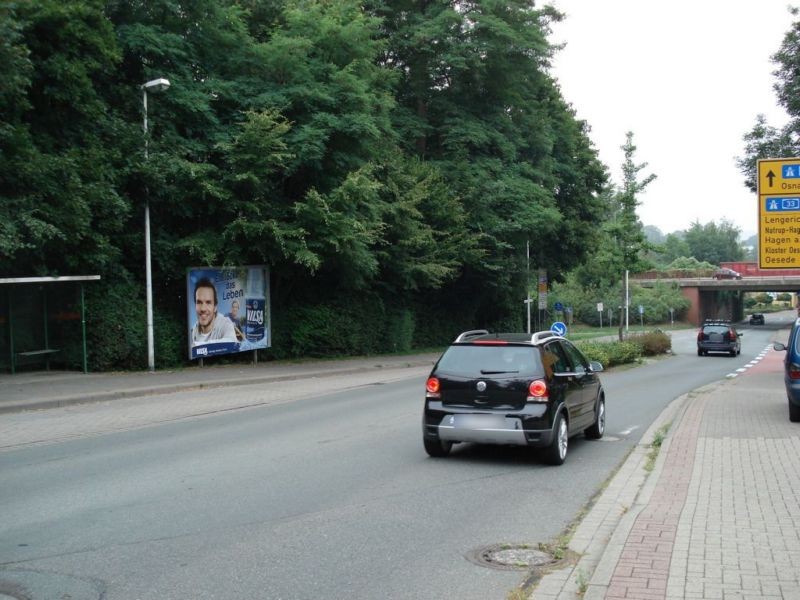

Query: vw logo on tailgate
left=476, top=381, right=487, bottom=392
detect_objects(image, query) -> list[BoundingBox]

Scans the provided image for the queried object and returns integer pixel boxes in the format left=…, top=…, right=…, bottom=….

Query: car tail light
left=789, top=364, right=800, bottom=381
left=527, top=379, right=548, bottom=402
left=727, top=329, right=736, bottom=341
left=697, top=330, right=704, bottom=341
left=426, top=377, right=441, bottom=398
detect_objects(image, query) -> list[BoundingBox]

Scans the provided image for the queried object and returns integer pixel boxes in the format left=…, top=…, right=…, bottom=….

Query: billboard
left=186, top=266, right=271, bottom=360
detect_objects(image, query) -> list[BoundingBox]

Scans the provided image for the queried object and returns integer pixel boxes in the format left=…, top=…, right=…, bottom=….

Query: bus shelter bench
left=16, top=348, right=60, bottom=369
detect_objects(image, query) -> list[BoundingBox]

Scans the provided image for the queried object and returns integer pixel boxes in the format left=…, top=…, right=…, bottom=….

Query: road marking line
left=619, top=425, right=640, bottom=435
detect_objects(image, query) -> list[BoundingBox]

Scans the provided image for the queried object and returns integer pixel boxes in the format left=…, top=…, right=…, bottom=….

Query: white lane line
left=619, top=425, right=640, bottom=436
left=727, top=345, right=774, bottom=378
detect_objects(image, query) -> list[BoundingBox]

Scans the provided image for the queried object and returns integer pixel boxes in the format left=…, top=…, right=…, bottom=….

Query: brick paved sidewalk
left=603, top=348, right=800, bottom=600
left=534, top=345, right=800, bottom=600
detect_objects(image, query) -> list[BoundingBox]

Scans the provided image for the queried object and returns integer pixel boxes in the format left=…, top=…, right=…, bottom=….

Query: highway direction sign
left=757, top=158, right=800, bottom=269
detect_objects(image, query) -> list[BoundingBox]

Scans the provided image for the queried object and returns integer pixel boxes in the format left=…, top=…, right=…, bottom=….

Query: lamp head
left=142, top=78, right=170, bottom=93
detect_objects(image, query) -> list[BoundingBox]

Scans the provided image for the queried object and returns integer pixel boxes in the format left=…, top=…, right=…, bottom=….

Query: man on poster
left=191, top=277, right=237, bottom=346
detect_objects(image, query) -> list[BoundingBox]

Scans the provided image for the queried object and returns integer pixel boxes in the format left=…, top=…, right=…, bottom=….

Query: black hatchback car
left=422, top=330, right=606, bottom=465
left=697, top=319, right=741, bottom=356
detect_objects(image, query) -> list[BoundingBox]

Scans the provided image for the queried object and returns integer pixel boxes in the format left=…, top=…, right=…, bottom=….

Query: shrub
left=605, top=341, right=642, bottom=365
left=574, top=341, right=610, bottom=366
left=629, top=330, right=671, bottom=356
left=85, top=280, right=147, bottom=371
left=575, top=339, right=642, bottom=368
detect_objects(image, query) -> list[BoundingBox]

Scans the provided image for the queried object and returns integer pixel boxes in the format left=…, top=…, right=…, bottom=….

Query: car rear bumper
left=698, top=342, right=737, bottom=353
left=422, top=402, right=555, bottom=447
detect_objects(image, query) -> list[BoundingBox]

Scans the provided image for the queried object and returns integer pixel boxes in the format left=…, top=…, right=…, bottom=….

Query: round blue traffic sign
left=551, top=321, right=567, bottom=336
left=554, top=302, right=564, bottom=311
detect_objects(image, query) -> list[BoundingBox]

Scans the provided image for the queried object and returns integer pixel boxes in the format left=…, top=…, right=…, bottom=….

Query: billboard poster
left=186, top=266, right=271, bottom=360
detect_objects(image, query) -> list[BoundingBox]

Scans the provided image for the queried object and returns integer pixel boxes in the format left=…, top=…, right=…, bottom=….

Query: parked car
left=773, top=317, right=800, bottom=422
left=422, top=330, right=605, bottom=465
left=749, top=313, right=765, bottom=325
left=697, top=319, right=742, bottom=356
left=712, top=267, right=742, bottom=280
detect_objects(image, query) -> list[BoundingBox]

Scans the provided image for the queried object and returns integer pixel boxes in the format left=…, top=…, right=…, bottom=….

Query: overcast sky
left=548, top=0, right=794, bottom=239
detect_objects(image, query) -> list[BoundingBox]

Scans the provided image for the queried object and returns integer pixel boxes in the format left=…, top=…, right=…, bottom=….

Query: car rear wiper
left=480, top=369, right=519, bottom=374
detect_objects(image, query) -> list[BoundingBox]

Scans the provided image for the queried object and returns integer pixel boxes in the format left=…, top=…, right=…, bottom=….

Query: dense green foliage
left=682, top=220, right=744, bottom=265
left=739, top=7, right=800, bottom=185
left=0, top=0, right=608, bottom=369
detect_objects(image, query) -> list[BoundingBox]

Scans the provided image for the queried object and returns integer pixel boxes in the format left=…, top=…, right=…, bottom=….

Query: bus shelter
left=0, top=276, right=100, bottom=374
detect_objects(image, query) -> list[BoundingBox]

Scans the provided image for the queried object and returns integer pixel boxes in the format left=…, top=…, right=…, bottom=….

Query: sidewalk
left=0, top=352, right=440, bottom=414
left=533, top=341, right=800, bottom=600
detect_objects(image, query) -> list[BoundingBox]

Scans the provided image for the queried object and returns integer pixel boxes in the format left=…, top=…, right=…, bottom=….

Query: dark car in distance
left=422, top=330, right=606, bottom=465
left=749, top=313, right=765, bottom=325
left=773, top=317, right=800, bottom=422
left=712, top=267, right=742, bottom=280
left=697, top=319, right=742, bottom=357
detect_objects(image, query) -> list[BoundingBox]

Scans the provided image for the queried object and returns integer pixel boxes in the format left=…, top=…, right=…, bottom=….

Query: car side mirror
left=774, top=342, right=787, bottom=352
left=589, top=361, right=604, bottom=373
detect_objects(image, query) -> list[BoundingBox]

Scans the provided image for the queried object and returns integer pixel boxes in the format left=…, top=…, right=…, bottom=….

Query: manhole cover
left=467, top=544, right=556, bottom=571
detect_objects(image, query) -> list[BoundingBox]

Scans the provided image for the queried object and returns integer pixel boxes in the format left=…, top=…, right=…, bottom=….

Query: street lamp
left=142, top=77, right=170, bottom=372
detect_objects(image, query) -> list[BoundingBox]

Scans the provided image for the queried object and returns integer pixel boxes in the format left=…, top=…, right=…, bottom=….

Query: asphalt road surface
left=0, top=314, right=789, bottom=600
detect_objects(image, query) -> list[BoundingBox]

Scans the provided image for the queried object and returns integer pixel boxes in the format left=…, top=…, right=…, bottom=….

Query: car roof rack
left=531, top=331, right=560, bottom=344
left=454, top=329, right=490, bottom=343
left=703, top=318, right=731, bottom=325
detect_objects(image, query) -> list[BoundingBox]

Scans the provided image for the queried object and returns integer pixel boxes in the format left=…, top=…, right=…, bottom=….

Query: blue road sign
left=551, top=321, right=567, bottom=336
left=765, top=197, right=800, bottom=212
left=782, top=165, right=800, bottom=179
left=554, top=302, right=564, bottom=311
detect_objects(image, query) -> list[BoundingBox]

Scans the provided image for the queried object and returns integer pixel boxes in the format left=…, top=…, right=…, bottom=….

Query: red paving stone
left=604, top=392, right=708, bottom=600
left=742, top=347, right=785, bottom=374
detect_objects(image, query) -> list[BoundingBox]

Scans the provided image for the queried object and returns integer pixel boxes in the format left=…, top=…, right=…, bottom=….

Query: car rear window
left=435, top=345, right=543, bottom=378
left=703, top=325, right=730, bottom=335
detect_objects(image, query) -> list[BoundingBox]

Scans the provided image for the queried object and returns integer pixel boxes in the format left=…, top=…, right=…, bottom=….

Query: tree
left=0, top=0, right=128, bottom=276
left=660, top=233, right=691, bottom=264
left=738, top=7, right=799, bottom=187
left=373, top=0, right=607, bottom=326
left=608, top=132, right=656, bottom=339
left=683, top=220, right=744, bottom=265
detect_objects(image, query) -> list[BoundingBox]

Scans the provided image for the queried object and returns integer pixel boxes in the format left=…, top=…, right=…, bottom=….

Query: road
left=0, top=314, right=789, bottom=600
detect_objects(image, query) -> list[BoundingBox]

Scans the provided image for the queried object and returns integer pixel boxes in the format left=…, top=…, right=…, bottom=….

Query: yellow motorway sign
left=757, top=158, right=800, bottom=268
left=758, top=157, right=800, bottom=193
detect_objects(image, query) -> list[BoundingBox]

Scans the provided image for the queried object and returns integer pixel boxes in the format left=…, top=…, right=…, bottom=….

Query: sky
left=548, top=0, right=795, bottom=239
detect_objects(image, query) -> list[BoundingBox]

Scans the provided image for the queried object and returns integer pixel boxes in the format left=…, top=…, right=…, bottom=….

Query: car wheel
left=697, top=349, right=703, bottom=357
left=423, top=436, right=452, bottom=458
left=585, top=398, right=605, bottom=440
left=730, top=349, right=737, bottom=357
left=790, top=399, right=800, bottom=423
left=544, top=412, right=568, bottom=466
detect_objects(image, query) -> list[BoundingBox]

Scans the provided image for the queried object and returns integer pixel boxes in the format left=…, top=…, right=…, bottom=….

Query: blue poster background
left=186, top=266, right=271, bottom=360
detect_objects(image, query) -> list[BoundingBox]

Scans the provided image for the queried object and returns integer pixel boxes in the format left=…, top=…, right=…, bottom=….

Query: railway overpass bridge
left=634, top=275, right=800, bottom=325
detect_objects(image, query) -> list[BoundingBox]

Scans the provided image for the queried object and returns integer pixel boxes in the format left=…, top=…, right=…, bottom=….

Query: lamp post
left=142, top=77, right=170, bottom=372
